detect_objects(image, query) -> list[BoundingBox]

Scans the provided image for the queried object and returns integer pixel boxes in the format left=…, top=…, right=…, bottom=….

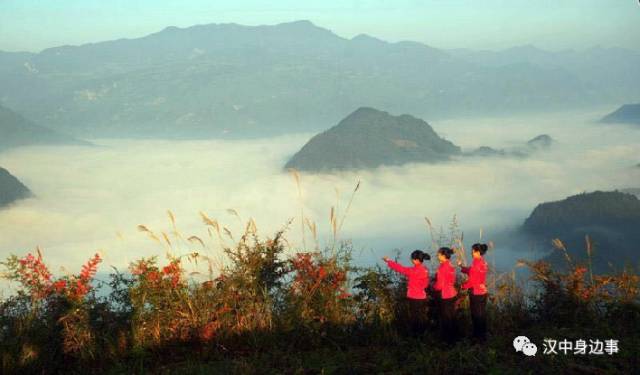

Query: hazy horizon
left=1, top=1, right=639, bottom=53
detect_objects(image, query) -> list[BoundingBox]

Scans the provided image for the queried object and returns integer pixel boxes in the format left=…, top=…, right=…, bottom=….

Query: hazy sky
left=1, top=0, right=638, bottom=52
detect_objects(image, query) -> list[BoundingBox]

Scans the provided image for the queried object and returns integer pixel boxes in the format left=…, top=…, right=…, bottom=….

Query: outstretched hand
left=457, top=259, right=463, bottom=267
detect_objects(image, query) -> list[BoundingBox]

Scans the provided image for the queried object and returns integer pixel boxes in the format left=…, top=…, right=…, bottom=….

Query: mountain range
left=1, top=20, right=638, bottom=138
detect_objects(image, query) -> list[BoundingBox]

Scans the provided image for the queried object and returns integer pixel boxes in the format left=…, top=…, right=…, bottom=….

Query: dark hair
left=437, top=247, right=454, bottom=259
left=411, top=250, right=430, bottom=262
left=472, top=243, right=489, bottom=256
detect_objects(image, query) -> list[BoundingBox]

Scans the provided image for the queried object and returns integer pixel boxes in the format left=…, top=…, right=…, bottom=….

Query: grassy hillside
left=1, top=212, right=637, bottom=374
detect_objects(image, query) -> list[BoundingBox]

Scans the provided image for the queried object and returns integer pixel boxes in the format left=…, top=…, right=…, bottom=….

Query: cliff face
left=285, top=107, right=461, bottom=172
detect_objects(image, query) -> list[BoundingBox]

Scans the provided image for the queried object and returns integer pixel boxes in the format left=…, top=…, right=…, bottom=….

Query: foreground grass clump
left=1, top=216, right=638, bottom=374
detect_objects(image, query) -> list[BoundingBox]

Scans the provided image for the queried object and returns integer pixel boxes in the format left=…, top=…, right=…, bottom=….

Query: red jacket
left=434, top=260, right=457, bottom=299
left=461, top=258, right=488, bottom=295
left=385, top=260, right=429, bottom=299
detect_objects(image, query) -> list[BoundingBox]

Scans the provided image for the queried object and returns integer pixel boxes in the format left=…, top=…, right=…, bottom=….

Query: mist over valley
left=1, top=109, right=638, bottom=282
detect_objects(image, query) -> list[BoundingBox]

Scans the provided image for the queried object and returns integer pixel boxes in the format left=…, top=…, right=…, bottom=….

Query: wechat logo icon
left=513, top=336, right=537, bottom=357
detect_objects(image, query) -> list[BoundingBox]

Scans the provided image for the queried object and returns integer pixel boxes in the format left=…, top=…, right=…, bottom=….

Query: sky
left=0, top=0, right=638, bottom=52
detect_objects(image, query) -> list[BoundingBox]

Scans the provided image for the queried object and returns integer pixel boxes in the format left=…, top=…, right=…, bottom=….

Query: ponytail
left=411, top=250, right=431, bottom=263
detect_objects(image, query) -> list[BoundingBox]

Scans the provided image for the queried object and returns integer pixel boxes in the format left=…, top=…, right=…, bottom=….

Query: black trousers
left=470, top=293, right=488, bottom=340
left=439, top=296, right=458, bottom=344
left=429, top=290, right=441, bottom=326
left=406, top=298, right=428, bottom=336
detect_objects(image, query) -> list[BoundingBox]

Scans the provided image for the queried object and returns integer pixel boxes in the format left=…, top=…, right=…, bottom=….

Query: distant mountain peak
left=161, top=25, right=180, bottom=32
left=527, top=134, right=554, bottom=149
left=152, top=19, right=336, bottom=40
left=280, top=19, right=316, bottom=27
left=346, top=106, right=387, bottom=117
left=351, top=33, right=386, bottom=44
left=285, top=107, right=461, bottom=172
left=271, top=20, right=339, bottom=37
left=340, top=107, right=432, bottom=130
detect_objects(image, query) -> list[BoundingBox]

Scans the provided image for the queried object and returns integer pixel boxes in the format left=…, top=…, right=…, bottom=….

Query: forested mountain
left=285, top=107, right=460, bottom=171
left=523, top=191, right=640, bottom=272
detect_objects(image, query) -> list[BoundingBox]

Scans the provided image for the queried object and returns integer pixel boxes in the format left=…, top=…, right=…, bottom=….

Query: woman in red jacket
left=383, top=250, right=430, bottom=336
left=435, top=247, right=458, bottom=344
left=458, top=243, right=489, bottom=341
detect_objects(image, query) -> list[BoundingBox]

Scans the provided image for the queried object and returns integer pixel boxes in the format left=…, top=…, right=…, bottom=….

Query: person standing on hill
left=434, top=247, right=459, bottom=344
left=458, top=243, right=489, bottom=342
left=383, top=250, right=430, bottom=336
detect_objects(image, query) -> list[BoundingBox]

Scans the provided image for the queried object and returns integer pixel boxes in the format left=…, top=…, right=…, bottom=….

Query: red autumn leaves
left=14, top=252, right=102, bottom=301
left=15, top=252, right=52, bottom=299
left=130, top=258, right=183, bottom=288
left=290, top=252, right=350, bottom=300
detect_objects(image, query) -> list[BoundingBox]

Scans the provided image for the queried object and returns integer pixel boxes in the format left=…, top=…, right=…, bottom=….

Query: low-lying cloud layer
left=0, top=108, right=638, bottom=290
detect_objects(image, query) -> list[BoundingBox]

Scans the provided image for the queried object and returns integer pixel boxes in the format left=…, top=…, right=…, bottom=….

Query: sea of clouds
left=1, top=108, right=638, bottom=292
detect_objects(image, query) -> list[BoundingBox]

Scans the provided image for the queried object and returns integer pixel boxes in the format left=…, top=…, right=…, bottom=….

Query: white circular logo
left=513, top=335, right=530, bottom=352
left=522, top=343, right=538, bottom=356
